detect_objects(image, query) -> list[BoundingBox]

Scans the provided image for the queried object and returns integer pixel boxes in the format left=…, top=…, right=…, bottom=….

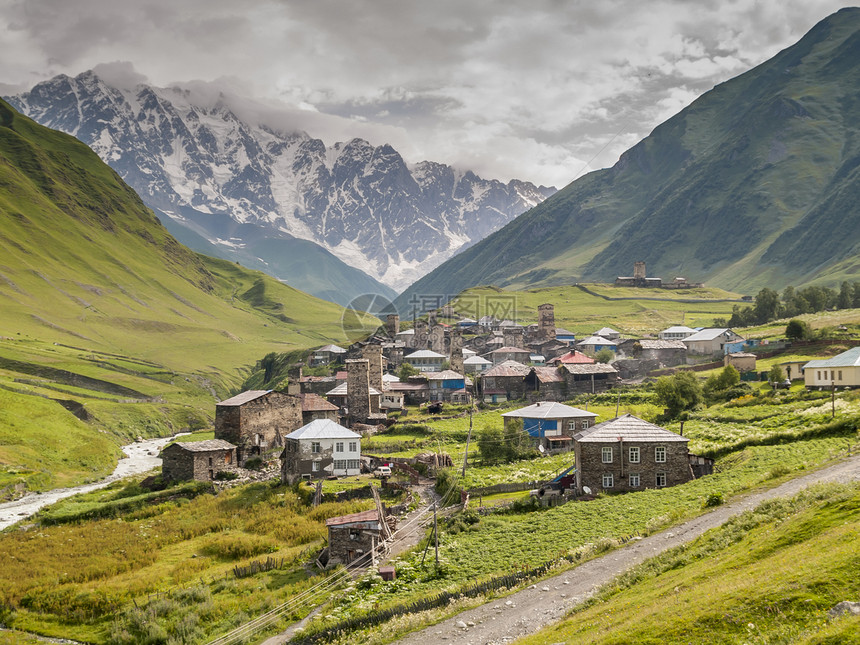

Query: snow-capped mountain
left=8, top=71, right=555, bottom=291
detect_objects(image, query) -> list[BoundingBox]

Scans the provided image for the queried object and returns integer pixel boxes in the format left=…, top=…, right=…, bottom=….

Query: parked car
left=373, top=466, right=392, bottom=478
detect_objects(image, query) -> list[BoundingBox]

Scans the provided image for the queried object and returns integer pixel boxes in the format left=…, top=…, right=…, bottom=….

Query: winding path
left=0, top=433, right=186, bottom=530
left=391, top=454, right=860, bottom=645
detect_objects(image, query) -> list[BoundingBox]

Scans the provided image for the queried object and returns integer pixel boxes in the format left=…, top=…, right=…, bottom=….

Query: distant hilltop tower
left=386, top=313, right=400, bottom=336
left=633, top=261, right=646, bottom=280
left=538, top=303, right=556, bottom=340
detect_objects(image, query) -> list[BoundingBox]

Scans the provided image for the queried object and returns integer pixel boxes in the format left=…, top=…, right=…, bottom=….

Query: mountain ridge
left=396, top=7, right=860, bottom=312
left=7, top=72, right=555, bottom=294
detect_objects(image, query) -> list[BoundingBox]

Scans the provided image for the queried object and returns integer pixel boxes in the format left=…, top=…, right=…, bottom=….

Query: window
left=347, top=459, right=360, bottom=469
left=601, top=446, right=613, bottom=463
left=335, top=442, right=344, bottom=453
left=311, top=461, right=320, bottom=472
left=311, top=441, right=321, bottom=454
left=581, top=420, right=590, bottom=429
left=629, top=473, right=640, bottom=487
left=656, top=472, right=666, bottom=487
left=839, top=370, right=843, bottom=381
left=602, top=473, right=614, bottom=488
left=654, top=446, right=666, bottom=463
left=568, top=420, right=576, bottom=431
left=349, top=441, right=358, bottom=452
left=334, top=459, right=346, bottom=470
left=817, top=370, right=821, bottom=380
left=629, top=446, right=640, bottom=463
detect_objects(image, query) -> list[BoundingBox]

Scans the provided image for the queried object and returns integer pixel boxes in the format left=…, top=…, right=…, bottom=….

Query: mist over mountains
left=7, top=72, right=555, bottom=302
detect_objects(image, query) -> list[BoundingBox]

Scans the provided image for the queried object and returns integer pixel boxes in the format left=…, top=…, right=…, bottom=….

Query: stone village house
left=324, top=508, right=396, bottom=567
left=280, top=419, right=361, bottom=483
left=214, top=390, right=302, bottom=464
left=573, top=414, right=693, bottom=494
left=160, top=439, right=237, bottom=482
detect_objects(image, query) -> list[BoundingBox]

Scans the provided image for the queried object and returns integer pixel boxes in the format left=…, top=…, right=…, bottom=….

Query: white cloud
left=0, top=0, right=851, bottom=185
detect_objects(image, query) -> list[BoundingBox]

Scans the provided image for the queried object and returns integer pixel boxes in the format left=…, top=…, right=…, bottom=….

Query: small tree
left=594, top=348, right=614, bottom=364
left=785, top=319, right=811, bottom=341
left=654, top=371, right=703, bottom=419
left=398, top=362, right=419, bottom=381
left=768, top=364, right=785, bottom=383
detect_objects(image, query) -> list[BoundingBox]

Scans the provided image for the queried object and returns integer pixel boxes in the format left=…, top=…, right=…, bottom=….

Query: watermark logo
left=341, top=293, right=397, bottom=338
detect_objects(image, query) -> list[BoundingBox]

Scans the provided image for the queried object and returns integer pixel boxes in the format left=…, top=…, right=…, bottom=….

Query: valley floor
left=389, top=453, right=860, bottom=645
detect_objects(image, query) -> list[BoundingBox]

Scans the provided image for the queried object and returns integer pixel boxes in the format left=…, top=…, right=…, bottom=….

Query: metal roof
left=405, top=349, right=447, bottom=359
left=804, top=346, right=860, bottom=369
left=463, top=356, right=492, bottom=365
left=217, top=390, right=272, bottom=406
left=594, top=327, right=619, bottom=336
left=316, top=344, right=346, bottom=353
left=574, top=413, right=688, bottom=443
left=577, top=335, right=616, bottom=347
left=163, top=439, right=236, bottom=453
left=553, top=350, right=595, bottom=364
left=502, top=401, right=596, bottom=419
left=286, top=419, right=360, bottom=441
left=490, top=346, right=531, bottom=354
left=324, top=382, right=382, bottom=396
left=683, top=328, right=736, bottom=342
left=425, top=370, right=466, bottom=380
left=659, top=325, right=697, bottom=334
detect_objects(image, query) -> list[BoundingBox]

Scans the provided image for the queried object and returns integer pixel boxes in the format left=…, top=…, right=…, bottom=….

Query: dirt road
left=392, top=454, right=860, bottom=645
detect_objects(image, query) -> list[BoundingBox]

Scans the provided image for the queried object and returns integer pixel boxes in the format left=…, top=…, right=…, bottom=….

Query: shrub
left=244, top=457, right=263, bottom=470
left=704, top=493, right=724, bottom=507
left=214, top=471, right=238, bottom=481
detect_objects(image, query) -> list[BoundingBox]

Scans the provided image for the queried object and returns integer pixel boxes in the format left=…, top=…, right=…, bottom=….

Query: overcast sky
left=0, top=1, right=852, bottom=187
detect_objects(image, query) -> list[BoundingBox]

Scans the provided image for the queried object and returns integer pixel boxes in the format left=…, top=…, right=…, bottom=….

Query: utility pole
left=434, top=502, right=439, bottom=566
left=461, top=395, right=473, bottom=477
left=615, top=389, right=621, bottom=418
left=832, top=381, right=836, bottom=419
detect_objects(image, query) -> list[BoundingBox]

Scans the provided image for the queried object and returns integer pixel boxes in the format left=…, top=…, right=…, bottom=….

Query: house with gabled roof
left=481, top=360, right=531, bottom=401
left=593, top=327, right=621, bottom=340
left=547, top=350, right=594, bottom=366
left=464, top=355, right=492, bottom=374
left=573, top=414, right=693, bottom=494
left=488, top=346, right=532, bottom=365
left=577, top=336, right=617, bottom=355
left=324, top=508, right=395, bottom=567
left=658, top=325, right=697, bottom=341
left=215, top=390, right=302, bottom=463
left=559, top=362, right=619, bottom=393
left=280, top=419, right=361, bottom=483
left=502, top=401, right=596, bottom=453
left=403, top=349, right=447, bottom=372
left=161, top=439, right=237, bottom=482
left=524, top=366, right=566, bottom=400
left=803, top=346, right=860, bottom=389
left=682, top=328, right=743, bottom=356
left=301, top=393, right=339, bottom=424
left=310, top=344, right=347, bottom=366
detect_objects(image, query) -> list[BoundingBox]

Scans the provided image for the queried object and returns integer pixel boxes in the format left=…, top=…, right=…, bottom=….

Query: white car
left=373, top=466, right=392, bottom=478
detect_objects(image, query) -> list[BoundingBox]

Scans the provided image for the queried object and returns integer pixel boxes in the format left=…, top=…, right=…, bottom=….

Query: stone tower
left=449, top=329, right=464, bottom=375
left=362, top=345, right=384, bottom=413
left=634, top=261, right=646, bottom=279
left=413, top=319, right=428, bottom=349
left=346, top=359, right=371, bottom=425
left=386, top=314, right=400, bottom=336
left=538, top=303, right=556, bottom=340
left=429, top=323, right=446, bottom=354
left=503, top=327, right=524, bottom=349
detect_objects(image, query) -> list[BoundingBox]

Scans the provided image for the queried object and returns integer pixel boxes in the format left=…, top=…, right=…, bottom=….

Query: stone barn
left=573, top=414, right=692, bottom=494
left=160, top=440, right=236, bottom=482
left=324, top=509, right=395, bottom=567
left=214, top=390, right=302, bottom=464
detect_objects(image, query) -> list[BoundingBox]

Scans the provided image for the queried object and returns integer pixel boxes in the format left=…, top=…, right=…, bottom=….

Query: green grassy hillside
left=446, top=284, right=741, bottom=336
left=519, top=483, right=860, bottom=645
left=397, top=8, right=860, bottom=311
left=0, top=98, right=368, bottom=492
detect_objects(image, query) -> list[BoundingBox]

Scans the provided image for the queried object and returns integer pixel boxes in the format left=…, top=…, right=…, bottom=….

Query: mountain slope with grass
left=398, top=7, right=860, bottom=312
left=0, top=98, right=364, bottom=492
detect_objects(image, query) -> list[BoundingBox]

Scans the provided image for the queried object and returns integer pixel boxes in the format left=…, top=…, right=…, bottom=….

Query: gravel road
left=392, top=454, right=860, bottom=645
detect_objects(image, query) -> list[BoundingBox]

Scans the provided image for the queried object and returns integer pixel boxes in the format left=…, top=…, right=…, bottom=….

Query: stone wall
left=538, top=304, right=556, bottom=340
left=347, top=359, right=371, bottom=423
left=449, top=330, right=464, bottom=374
left=328, top=525, right=379, bottom=565
left=214, top=392, right=302, bottom=463
left=362, top=345, right=384, bottom=407
left=574, top=440, right=691, bottom=494
left=162, top=446, right=236, bottom=482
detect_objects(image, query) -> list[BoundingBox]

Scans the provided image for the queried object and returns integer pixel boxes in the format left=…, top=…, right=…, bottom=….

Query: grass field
left=447, top=284, right=740, bottom=337
left=518, top=482, right=860, bottom=645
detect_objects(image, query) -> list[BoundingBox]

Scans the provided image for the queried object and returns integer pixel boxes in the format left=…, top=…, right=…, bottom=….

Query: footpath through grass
left=517, top=482, right=860, bottom=645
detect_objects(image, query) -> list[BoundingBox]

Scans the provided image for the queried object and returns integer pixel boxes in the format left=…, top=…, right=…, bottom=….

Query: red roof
left=301, top=393, right=339, bottom=412
left=554, top=351, right=595, bottom=365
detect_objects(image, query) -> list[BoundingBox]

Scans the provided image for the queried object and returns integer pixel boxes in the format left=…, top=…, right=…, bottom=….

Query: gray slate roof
left=286, top=419, right=360, bottom=440
left=574, top=413, right=687, bottom=443
left=560, top=363, right=618, bottom=375
left=164, top=439, right=236, bottom=453
left=217, top=390, right=271, bottom=406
